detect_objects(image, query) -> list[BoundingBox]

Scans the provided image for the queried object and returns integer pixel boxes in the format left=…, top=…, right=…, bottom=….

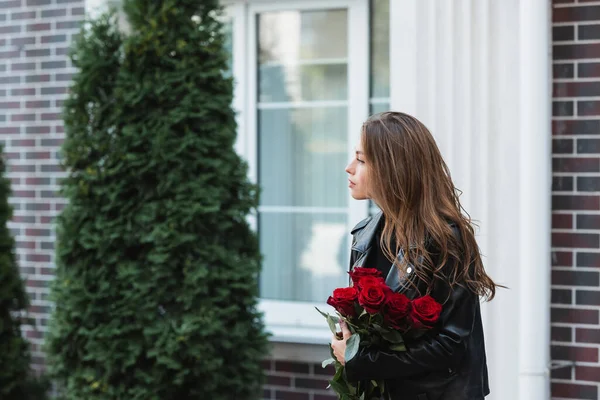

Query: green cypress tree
left=0, top=146, right=49, bottom=400
left=46, top=2, right=269, bottom=399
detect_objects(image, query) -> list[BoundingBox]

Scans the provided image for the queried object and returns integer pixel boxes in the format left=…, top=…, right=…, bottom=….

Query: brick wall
left=0, top=0, right=84, bottom=372
left=263, top=360, right=336, bottom=400
left=5, top=1, right=595, bottom=399
left=552, top=1, right=600, bottom=399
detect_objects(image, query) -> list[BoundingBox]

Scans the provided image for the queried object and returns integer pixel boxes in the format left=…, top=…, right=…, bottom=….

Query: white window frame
left=224, top=0, right=370, bottom=343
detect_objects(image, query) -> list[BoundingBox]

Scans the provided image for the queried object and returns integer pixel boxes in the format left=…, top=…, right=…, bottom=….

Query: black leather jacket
left=344, top=213, right=490, bottom=400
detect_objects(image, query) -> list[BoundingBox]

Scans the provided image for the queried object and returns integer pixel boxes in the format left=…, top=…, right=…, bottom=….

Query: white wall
left=390, top=1, right=552, bottom=399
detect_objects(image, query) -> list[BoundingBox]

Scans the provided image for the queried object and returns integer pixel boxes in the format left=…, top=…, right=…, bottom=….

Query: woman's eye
left=356, top=158, right=365, bottom=164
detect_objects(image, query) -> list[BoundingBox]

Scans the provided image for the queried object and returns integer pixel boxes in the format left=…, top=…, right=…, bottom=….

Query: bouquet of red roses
left=316, top=267, right=442, bottom=400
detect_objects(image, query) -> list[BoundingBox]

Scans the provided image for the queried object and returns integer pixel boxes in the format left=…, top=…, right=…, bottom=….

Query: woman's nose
left=345, top=162, right=353, bottom=174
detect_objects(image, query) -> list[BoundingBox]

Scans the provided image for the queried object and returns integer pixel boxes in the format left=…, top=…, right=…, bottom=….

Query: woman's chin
left=349, top=191, right=368, bottom=200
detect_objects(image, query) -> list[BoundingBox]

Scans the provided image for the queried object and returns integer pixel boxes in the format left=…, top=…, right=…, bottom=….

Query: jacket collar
left=351, top=212, right=405, bottom=292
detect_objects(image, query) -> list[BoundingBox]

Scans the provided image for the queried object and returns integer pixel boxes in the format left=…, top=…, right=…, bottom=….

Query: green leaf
left=380, top=328, right=405, bottom=344
left=322, top=358, right=336, bottom=368
left=315, top=306, right=329, bottom=319
left=389, top=343, right=407, bottom=352
left=315, top=307, right=338, bottom=335
left=327, top=314, right=340, bottom=335
left=345, top=334, right=360, bottom=361
left=329, top=379, right=350, bottom=396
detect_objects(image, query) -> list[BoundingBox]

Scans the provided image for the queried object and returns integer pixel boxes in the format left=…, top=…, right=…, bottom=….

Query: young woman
left=331, top=112, right=498, bottom=400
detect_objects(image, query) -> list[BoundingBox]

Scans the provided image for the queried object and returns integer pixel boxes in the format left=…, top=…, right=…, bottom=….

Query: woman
left=331, top=112, right=498, bottom=400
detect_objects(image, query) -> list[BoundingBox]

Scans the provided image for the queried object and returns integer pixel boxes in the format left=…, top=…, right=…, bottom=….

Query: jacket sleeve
left=344, top=281, right=477, bottom=381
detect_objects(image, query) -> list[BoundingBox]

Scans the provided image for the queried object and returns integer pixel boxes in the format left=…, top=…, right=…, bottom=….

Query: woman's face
left=345, top=141, right=370, bottom=200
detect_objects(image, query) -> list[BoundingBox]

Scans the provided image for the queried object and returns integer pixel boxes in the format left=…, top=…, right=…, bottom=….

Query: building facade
left=0, top=0, right=598, bottom=399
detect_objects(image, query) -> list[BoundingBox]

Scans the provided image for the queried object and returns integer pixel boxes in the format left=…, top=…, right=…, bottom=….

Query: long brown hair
left=362, top=111, right=498, bottom=300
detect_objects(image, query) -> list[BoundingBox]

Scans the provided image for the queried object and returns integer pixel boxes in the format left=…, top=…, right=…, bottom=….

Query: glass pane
left=370, top=0, right=390, bottom=98
left=259, top=212, right=349, bottom=302
left=370, top=102, right=389, bottom=115
left=259, top=63, right=347, bottom=103
left=259, top=107, right=348, bottom=208
left=258, top=10, right=348, bottom=64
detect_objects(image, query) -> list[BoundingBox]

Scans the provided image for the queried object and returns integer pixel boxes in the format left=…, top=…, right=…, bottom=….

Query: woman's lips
left=348, top=180, right=355, bottom=188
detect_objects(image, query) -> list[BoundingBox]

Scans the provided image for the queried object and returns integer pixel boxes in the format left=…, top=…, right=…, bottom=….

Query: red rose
left=358, top=283, right=388, bottom=314
left=349, top=267, right=382, bottom=285
left=355, top=276, right=387, bottom=291
left=384, top=292, right=411, bottom=329
left=409, top=295, right=442, bottom=329
left=327, top=287, right=359, bottom=317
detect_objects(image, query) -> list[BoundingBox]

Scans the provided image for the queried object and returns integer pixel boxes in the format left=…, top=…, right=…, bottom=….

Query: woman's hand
left=330, top=320, right=352, bottom=365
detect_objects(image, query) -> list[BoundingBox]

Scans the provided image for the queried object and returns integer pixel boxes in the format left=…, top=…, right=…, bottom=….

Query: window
left=224, top=0, right=388, bottom=341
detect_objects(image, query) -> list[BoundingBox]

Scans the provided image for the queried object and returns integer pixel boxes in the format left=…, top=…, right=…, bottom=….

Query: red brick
left=551, top=365, right=572, bottom=380
left=266, top=375, right=291, bottom=387
left=551, top=382, right=598, bottom=400
left=12, top=216, right=35, bottom=224
left=579, top=62, right=600, bottom=78
left=552, top=289, right=572, bottom=304
left=9, top=166, right=35, bottom=174
left=13, top=190, right=35, bottom=198
left=552, top=270, right=599, bottom=286
left=25, top=151, right=50, bottom=160
left=11, top=113, right=35, bottom=122
left=577, top=253, right=600, bottom=268
left=25, top=177, right=51, bottom=185
left=26, top=279, right=47, bottom=288
left=555, top=82, right=600, bottom=97
left=555, top=63, right=574, bottom=78
left=553, top=119, right=600, bottom=135
left=553, top=138, right=574, bottom=153
left=26, top=23, right=51, bottom=32
left=551, top=345, right=599, bottom=362
left=552, top=213, right=573, bottom=229
left=552, top=232, right=599, bottom=248
left=553, top=157, right=599, bottom=172
left=25, top=228, right=50, bottom=237
left=576, top=290, right=600, bottom=306
left=552, top=195, right=599, bottom=211
left=577, top=214, right=600, bottom=230
left=26, top=330, right=43, bottom=339
left=274, top=361, right=310, bottom=374
left=553, top=176, right=573, bottom=191
left=26, top=254, right=51, bottom=263
left=577, top=328, right=600, bottom=344
left=554, top=43, right=600, bottom=60
left=295, top=377, right=330, bottom=390
left=553, top=26, right=575, bottom=42
left=273, top=391, right=309, bottom=400
left=576, top=366, right=600, bottom=382
left=16, top=241, right=36, bottom=250
left=41, top=113, right=61, bottom=121
left=313, top=363, right=335, bottom=376
left=552, top=326, right=572, bottom=342
left=313, top=395, right=337, bottom=400
left=553, top=5, right=600, bottom=23
left=11, top=139, right=35, bottom=147
left=25, top=100, right=50, bottom=109
left=0, top=101, right=20, bottom=109
left=551, top=307, right=599, bottom=324
left=578, top=100, right=600, bottom=116
left=4, top=152, right=20, bottom=160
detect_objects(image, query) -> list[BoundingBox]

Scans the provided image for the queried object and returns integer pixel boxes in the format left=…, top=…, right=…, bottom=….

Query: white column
left=389, top=0, right=417, bottom=115
left=518, top=0, right=552, bottom=398
left=389, top=1, right=552, bottom=399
